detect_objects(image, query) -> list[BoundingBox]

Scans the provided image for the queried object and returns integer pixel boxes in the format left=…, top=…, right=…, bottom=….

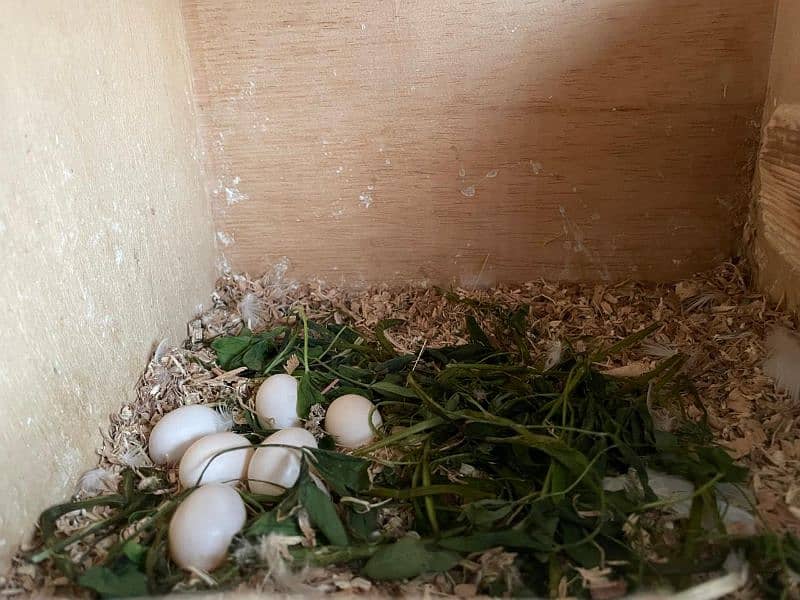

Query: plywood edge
left=752, top=104, right=800, bottom=311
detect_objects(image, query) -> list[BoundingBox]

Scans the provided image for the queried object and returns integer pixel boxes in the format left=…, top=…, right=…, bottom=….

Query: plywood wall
left=183, top=0, right=776, bottom=286
left=753, top=0, right=800, bottom=310
left=0, top=1, right=216, bottom=567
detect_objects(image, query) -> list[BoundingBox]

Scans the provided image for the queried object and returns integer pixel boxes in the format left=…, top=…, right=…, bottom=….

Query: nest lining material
left=2, top=262, right=799, bottom=598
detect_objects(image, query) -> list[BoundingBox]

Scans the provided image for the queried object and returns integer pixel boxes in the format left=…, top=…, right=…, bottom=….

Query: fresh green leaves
left=375, top=319, right=405, bottom=355
left=439, top=530, right=549, bottom=553
left=370, top=380, right=419, bottom=399
left=362, top=537, right=460, bottom=580
left=297, top=372, right=325, bottom=419
left=466, top=315, right=494, bottom=348
left=121, top=541, right=147, bottom=565
left=246, top=508, right=302, bottom=538
left=307, top=448, right=369, bottom=497
left=78, top=561, right=148, bottom=598
left=298, top=476, right=348, bottom=546
left=211, top=333, right=254, bottom=370
left=462, top=500, right=514, bottom=528
left=653, top=431, right=749, bottom=485
left=40, top=304, right=778, bottom=598
left=211, top=327, right=288, bottom=371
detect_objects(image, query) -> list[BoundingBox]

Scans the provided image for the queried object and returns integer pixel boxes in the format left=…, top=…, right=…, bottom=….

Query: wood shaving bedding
left=2, top=260, right=798, bottom=597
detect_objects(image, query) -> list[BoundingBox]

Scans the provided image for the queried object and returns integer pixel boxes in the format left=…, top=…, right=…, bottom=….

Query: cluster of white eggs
left=148, top=374, right=382, bottom=572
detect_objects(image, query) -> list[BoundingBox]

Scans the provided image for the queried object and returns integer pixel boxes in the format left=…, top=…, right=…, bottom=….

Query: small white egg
left=255, top=374, right=300, bottom=430
left=248, top=427, right=317, bottom=495
left=169, top=483, right=246, bottom=572
left=324, top=394, right=382, bottom=448
left=148, top=405, right=231, bottom=465
left=179, top=432, right=253, bottom=488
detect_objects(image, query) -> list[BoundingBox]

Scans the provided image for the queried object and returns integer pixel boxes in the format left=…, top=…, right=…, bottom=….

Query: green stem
left=545, top=363, right=585, bottom=422
left=422, top=440, right=439, bottom=535
left=263, top=331, right=299, bottom=374
left=299, top=309, right=310, bottom=374
left=315, top=326, right=348, bottom=362
left=293, top=543, right=381, bottom=566
left=32, top=499, right=145, bottom=563
left=355, top=417, right=445, bottom=455
left=370, top=484, right=493, bottom=500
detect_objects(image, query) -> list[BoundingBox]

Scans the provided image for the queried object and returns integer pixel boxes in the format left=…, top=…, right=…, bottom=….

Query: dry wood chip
left=5, top=261, right=800, bottom=599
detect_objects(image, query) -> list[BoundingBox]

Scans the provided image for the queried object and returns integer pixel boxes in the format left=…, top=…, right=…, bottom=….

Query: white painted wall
left=0, top=1, right=216, bottom=566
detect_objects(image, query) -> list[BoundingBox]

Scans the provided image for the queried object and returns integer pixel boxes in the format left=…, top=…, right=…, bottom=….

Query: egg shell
left=169, top=483, right=246, bottom=572
left=324, top=394, right=382, bottom=448
left=255, top=373, right=300, bottom=430
left=248, top=427, right=317, bottom=496
left=179, top=432, right=253, bottom=488
left=148, top=405, right=229, bottom=465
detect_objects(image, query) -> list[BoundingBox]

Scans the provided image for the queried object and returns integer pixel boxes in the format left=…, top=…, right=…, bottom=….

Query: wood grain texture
left=756, top=105, right=800, bottom=307
left=760, top=107, right=800, bottom=262
left=182, top=0, right=776, bottom=285
left=755, top=0, right=800, bottom=311
left=765, top=0, right=800, bottom=110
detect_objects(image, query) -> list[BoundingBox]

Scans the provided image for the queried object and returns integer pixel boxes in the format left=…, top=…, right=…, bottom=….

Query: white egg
left=148, top=405, right=230, bottom=465
left=248, top=427, right=317, bottom=495
left=255, top=374, right=300, bottom=430
left=169, top=483, right=246, bottom=572
left=179, top=432, right=253, bottom=488
left=324, top=394, right=382, bottom=448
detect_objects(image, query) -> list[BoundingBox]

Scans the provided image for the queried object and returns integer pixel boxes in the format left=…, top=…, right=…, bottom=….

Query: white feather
left=257, top=534, right=312, bottom=593
left=76, top=468, right=118, bottom=496
left=764, top=327, right=800, bottom=402
left=668, top=555, right=748, bottom=600
left=152, top=338, right=170, bottom=363
left=120, top=444, right=152, bottom=468
left=642, top=340, right=677, bottom=358
left=544, top=340, right=563, bottom=371
left=239, top=293, right=264, bottom=329
left=213, top=405, right=234, bottom=432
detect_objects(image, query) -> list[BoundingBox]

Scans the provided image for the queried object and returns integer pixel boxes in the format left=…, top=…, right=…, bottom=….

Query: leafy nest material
left=3, top=261, right=800, bottom=599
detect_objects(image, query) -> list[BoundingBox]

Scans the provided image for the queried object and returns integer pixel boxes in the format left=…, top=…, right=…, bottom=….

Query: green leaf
left=297, top=372, right=325, bottom=419
left=548, top=463, right=571, bottom=504
left=371, top=381, right=419, bottom=399
left=212, top=327, right=287, bottom=371
left=592, top=323, right=660, bottom=362
left=375, top=319, right=405, bottom=355
left=373, top=354, right=416, bottom=373
left=337, top=365, right=375, bottom=381
left=508, top=306, right=528, bottom=335
left=362, top=537, right=461, bottom=580
left=561, top=521, right=602, bottom=567
left=462, top=500, right=514, bottom=528
left=242, top=338, right=271, bottom=371
left=466, top=315, right=494, bottom=347
left=461, top=411, right=594, bottom=482
left=246, top=509, right=302, bottom=538
left=211, top=334, right=254, bottom=370
left=347, top=507, right=379, bottom=542
left=439, top=530, right=549, bottom=553
left=308, top=448, right=370, bottom=496
left=299, top=477, right=348, bottom=546
left=121, top=541, right=147, bottom=566
left=78, top=561, right=148, bottom=598
left=507, top=306, right=531, bottom=361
